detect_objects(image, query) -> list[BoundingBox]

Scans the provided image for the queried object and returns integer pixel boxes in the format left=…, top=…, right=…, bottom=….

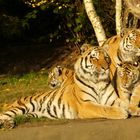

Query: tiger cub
left=102, top=28, right=140, bottom=79
left=48, top=66, right=74, bottom=89
left=0, top=45, right=128, bottom=129
left=116, top=61, right=140, bottom=116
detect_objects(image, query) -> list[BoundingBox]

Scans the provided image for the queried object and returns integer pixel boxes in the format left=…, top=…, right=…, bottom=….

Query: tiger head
left=48, top=66, right=73, bottom=89
left=117, top=61, right=140, bottom=89
left=80, top=43, right=94, bottom=54
left=74, top=45, right=111, bottom=82
left=120, top=28, right=140, bottom=58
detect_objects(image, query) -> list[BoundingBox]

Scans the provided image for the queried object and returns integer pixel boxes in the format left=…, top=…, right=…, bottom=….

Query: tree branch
left=116, top=0, right=122, bottom=35
left=83, top=0, right=107, bottom=46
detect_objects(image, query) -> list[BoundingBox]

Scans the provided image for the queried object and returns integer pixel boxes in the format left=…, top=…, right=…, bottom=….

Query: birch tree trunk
left=83, top=0, right=107, bottom=46
left=116, top=0, right=122, bottom=35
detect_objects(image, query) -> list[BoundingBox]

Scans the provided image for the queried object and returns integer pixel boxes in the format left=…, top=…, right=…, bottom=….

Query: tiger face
left=48, top=66, right=63, bottom=89
left=117, top=61, right=140, bottom=89
left=120, top=29, right=140, bottom=59
left=48, top=66, right=74, bottom=89
left=75, top=46, right=111, bottom=82
left=80, top=43, right=93, bottom=54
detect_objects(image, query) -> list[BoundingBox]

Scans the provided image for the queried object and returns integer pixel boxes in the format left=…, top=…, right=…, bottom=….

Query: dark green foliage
left=0, top=0, right=31, bottom=43
left=0, top=0, right=116, bottom=46
left=93, top=0, right=116, bottom=37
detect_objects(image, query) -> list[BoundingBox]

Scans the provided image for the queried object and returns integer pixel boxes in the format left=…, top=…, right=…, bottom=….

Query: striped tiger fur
left=48, top=66, right=74, bottom=89
left=0, top=45, right=128, bottom=129
left=116, top=61, right=140, bottom=116
left=47, top=43, right=94, bottom=89
left=102, top=28, right=140, bottom=79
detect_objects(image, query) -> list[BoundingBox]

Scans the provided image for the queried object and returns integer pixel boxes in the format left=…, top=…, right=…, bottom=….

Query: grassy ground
left=0, top=71, right=50, bottom=112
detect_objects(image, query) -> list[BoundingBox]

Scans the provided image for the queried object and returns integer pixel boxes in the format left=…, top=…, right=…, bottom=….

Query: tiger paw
left=0, top=119, right=15, bottom=129
left=0, top=114, right=15, bottom=129
left=117, top=107, right=129, bottom=119
left=3, top=120, right=15, bottom=129
left=114, top=99, right=129, bottom=110
left=108, top=107, right=129, bottom=119
left=129, top=106, right=140, bottom=116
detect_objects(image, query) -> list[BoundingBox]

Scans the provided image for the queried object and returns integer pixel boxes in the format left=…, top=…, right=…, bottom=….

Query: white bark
left=83, top=0, right=107, bottom=46
left=116, top=0, right=122, bottom=35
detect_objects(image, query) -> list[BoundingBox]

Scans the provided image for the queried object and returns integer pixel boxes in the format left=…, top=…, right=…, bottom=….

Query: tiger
left=47, top=43, right=95, bottom=89
left=116, top=61, right=140, bottom=116
left=48, top=66, right=74, bottom=89
left=0, top=45, right=128, bottom=129
left=102, top=28, right=140, bottom=79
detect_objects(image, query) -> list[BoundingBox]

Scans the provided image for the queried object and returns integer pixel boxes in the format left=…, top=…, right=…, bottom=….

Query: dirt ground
left=0, top=117, right=140, bottom=140
left=0, top=44, right=80, bottom=75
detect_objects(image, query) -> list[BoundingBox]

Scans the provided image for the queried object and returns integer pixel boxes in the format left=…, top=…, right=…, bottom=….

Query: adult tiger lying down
left=0, top=45, right=128, bottom=129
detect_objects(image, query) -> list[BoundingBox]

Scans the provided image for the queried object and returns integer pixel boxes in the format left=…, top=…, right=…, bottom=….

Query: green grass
left=0, top=115, right=54, bottom=129
left=13, top=115, right=69, bottom=127
left=0, top=72, right=50, bottom=111
left=14, top=115, right=47, bottom=125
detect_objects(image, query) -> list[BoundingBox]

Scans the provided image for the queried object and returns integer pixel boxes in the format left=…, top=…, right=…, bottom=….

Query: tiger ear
left=120, top=28, right=128, bottom=38
left=55, top=66, right=63, bottom=76
left=80, top=44, right=93, bottom=54
left=133, top=62, right=139, bottom=67
left=117, top=62, right=123, bottom=68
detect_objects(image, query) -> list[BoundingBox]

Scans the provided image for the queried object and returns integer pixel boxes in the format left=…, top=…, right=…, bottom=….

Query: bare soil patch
left=0, top=43, right=80, bottom=75
left=0, top=118, right=140, bottom=140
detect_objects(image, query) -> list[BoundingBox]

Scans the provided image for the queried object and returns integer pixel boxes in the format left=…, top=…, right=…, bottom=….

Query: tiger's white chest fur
left=75, top=73, right=117, bottom=105
left=95, top=82, right=117, bottom=105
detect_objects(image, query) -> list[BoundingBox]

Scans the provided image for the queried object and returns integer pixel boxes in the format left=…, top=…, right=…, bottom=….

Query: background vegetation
left=0, top=0, right=116, bottom=46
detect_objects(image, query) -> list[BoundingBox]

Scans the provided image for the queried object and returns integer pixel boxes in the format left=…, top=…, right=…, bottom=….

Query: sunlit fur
left=102, top=28, right=140, bottom=79
left=48, top=66, right=74, bottom=89
left=0, top=45, right=128, bottom=129
left=47, top=43, right=95, bottom=89
left=116, top=61, right=140, bottom=116
left=46, top=43, right=92, bottom=89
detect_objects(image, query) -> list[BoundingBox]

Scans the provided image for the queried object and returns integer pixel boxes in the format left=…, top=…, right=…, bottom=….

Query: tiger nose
left=122, top=79, right=129, bottom=87
left=101, top=62, right=109, bottom=70
left=96, top=64, right=108, bottom=71
left=123, top=83, right=129, bottom=88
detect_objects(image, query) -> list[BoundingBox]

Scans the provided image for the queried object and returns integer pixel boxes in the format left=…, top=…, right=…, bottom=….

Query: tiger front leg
left=129, top=86, right=140, bottom=116
left=78, top=102, right=128, bottom=119
left=113, top=98, right=129, bottom=111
